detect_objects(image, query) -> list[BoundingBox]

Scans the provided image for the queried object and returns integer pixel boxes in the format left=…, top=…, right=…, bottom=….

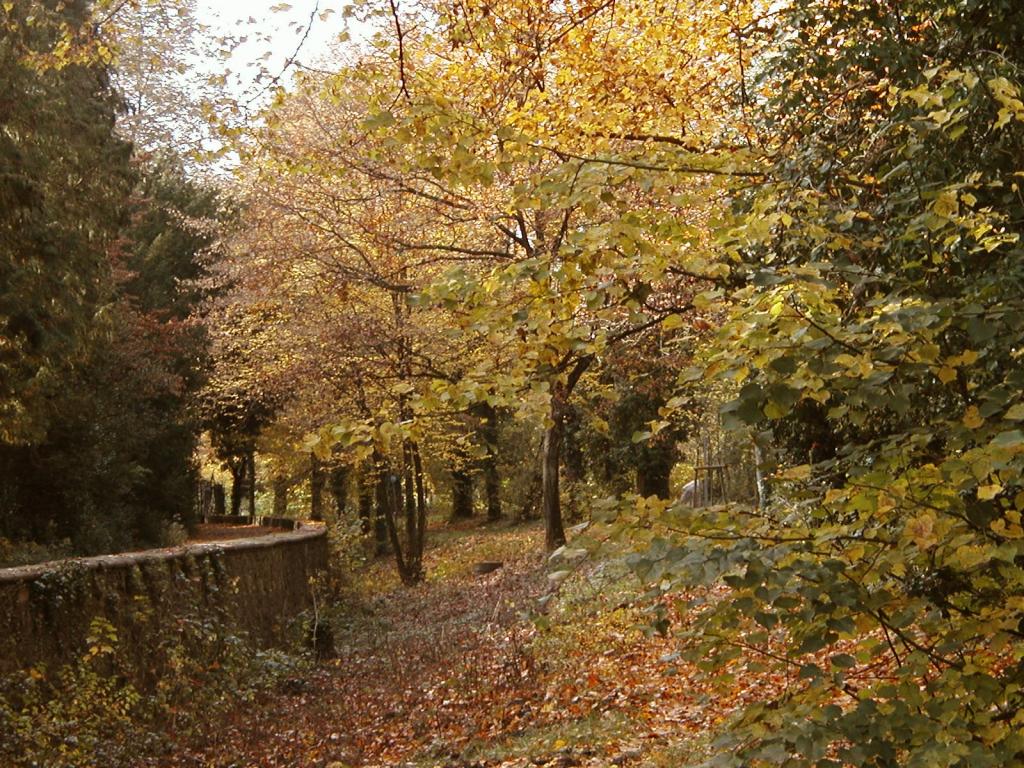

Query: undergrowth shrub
left=0, top=536, right=74, bottom=568
left=0, top=608, right=309, bottom=767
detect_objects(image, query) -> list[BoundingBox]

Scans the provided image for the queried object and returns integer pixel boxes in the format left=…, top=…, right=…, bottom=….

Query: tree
left=351, top=0, right=757, bottom=548
left=623, top=1, right=1024, bottom=764
left=207, top=58, right=510, bottom=581
left=108, top=0, right=218, bottom=158
left=1, top=1, right=215, bottom=553
left=0, top=0, right=134, bottom=446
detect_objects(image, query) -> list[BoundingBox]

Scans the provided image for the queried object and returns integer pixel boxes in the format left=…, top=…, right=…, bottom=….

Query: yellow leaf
left=824, top=488, right=846, bottom=504
left=876, top=493, right=896, bottom=514
left=963, top=406, right=984, bottom=430
left=937, top=366, right=957, bottom=384
left=662, top=313, right=685, bottom=330
left=978, top=484, right=1002, bottom=501
left=777, top=464, right=811, bottom=481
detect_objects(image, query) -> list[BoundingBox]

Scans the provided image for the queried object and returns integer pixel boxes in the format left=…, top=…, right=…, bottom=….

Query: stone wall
left=202, top=515, right=303, bottom=530
left=0, top=527, right=327, bottom=675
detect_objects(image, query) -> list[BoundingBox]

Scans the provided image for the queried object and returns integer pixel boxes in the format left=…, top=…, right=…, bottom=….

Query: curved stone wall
left=0, top=527, right=328, bottom=675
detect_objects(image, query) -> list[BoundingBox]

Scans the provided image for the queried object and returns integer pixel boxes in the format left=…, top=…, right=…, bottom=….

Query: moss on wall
left=0, top=529, right=327, bottom=675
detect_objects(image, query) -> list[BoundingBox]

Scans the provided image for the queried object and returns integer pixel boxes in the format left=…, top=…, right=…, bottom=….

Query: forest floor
left=158, top=520, right=782, bottom=768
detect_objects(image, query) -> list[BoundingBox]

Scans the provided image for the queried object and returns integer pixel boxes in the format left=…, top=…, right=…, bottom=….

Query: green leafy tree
left=0, top=0, right=134, bottom=445
left=626, top=2, right=1024, bottom=765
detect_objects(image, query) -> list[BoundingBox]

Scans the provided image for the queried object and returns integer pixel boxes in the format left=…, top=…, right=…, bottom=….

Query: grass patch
left=425, top=520, right=544, bottom=582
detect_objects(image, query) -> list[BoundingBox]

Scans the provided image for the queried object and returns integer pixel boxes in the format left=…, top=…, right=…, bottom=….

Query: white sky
left=195, top=1, right=358, bottom=101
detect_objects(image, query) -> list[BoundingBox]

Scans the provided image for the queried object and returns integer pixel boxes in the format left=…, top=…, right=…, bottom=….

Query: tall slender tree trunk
left=273, top=476, right=288, bottom=517
left=373, top=478, right=389, bottom=554
left=476, top=403, right=502, bottom=521
left=357, top=466, right=378, bottom=541
left=754, top=441, right=769, bottom=510
left=379, top=464, right=409, bottom=580
left=385, top=281, right=427, bottom=583
left=541, top=360, right=591, bottom=549
left=310, top=455, right=325, bottom=522
left=636, top=439, right=675, bottom=500
left=213, top=483, right=226, bottom=516
left=370, top=461, right=393, bottom=556
left=246, top=451, right=257, bottom=517
left=229, top=459, right=246, bottom=516
left=329, top=463, right=349, bottom=517
left=403, top=444, right=417, bottom=544
left=542, top=400, right=567, bottom=550
left=411, top=441, right=428, bottom=579
left=563, top=404, right=584, bottom=522
left=450, top=469, right=474, bottom=519
left=379, top=443, right=428, bottom=586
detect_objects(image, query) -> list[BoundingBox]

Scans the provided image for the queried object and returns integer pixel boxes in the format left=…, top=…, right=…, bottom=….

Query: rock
left=473, top=561, right=504, bottom=575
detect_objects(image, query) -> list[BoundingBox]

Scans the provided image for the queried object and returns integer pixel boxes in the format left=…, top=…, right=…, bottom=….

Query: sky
left=195, top=0, right=359, bottom=101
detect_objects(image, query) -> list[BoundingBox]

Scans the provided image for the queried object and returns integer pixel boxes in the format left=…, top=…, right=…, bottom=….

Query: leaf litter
left=151, top=522, right=890, bottom=768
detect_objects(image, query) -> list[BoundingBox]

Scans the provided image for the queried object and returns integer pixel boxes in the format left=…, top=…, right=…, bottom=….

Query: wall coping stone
left=0, top=525, right=327, bottom=584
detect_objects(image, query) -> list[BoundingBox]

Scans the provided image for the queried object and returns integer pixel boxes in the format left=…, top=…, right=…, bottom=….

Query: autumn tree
left=619, top=1, right=1024, bottom=764
left=207, top=56, right=521, bottom=580
left=109, top=0, right=218, bottom=158
left=345, top=0, right=761, bottom=548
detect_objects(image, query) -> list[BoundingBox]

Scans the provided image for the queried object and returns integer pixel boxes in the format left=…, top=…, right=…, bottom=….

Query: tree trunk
left=246, top=451, right=257, bottom=517
left=476, top=403, right=502, bottom=521
left=329, top=463, right=349, bottom=517
left=370, top=463, right=391, bottom=555
left=517, top=439, right=544, bottom=522
left=563, top=404, right=584, bottom=522
left=754, top=440, right=769, bottom=510
left=310, top=455, right=325, bottom=522
left=410, top=441, right=428, bottom=580
left=379, top=443, right=428, bottom=586
left=379, top=466, right=411, bottom=581
left=541, top=359, right=592, bottom=548
left=636, top=439, right=675, bottom=500
left=273, top=476, right=288, bottom=517
left=542, top=401, right=567, bottom=551
left=356, top=467, right=374, bottom=534
left=373, top=482, right=389, bottom=554
left=636, top=465, right=672, bottom=499
left=450, top=469, right=474, bottom=519
left=213, top=483, right=226, bottom=516
left=404, top=445, right=416, bottom=545
left=197, top=479, right=214, bottom=520
left=229, top=459, right=246, bottom=516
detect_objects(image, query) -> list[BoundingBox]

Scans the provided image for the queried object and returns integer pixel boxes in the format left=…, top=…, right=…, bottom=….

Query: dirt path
left=161, top=526, right=549, bottom=768
left=150, top=523, right=778, bottom=768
